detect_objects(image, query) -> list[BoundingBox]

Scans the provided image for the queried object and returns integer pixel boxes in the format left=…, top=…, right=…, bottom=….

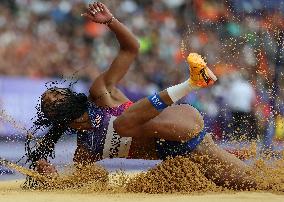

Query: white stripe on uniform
left=102, top=116, right=132, bottom=158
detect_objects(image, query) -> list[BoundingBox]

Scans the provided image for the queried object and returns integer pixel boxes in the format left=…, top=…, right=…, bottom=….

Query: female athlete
left=27, top=2, right=257, bottom=190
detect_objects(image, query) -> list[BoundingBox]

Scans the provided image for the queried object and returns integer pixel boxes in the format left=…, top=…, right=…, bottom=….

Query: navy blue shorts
left=155, top=130, right=207, bottom=160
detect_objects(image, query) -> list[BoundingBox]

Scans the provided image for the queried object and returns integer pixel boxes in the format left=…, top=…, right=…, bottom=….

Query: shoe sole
left=205, top=67, right=217, bottom=82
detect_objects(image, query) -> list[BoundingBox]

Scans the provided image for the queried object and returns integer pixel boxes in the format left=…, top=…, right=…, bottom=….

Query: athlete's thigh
left=137, top=104, right=204, bottom=141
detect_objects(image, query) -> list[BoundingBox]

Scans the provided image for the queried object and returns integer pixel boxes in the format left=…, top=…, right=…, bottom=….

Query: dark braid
left=24, top=87, right=88, bottom=188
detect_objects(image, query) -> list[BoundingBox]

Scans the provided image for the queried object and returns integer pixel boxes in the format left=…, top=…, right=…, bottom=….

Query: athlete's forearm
left=82, top=2, right=139, bottom=53
left=108, top=18, right=139, bottom=52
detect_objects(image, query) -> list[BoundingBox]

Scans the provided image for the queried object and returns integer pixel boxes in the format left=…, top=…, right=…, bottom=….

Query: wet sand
left=0, top=181, right=283, bottom=202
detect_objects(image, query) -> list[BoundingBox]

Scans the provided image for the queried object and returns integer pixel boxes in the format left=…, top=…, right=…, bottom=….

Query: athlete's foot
left=187, top=53, right=217, bottom=88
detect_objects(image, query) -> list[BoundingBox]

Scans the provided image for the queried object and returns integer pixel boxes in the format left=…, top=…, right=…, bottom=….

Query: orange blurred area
left=213, top=63, right=237, bottom=77
left=84, top=21, right=108, bottom=38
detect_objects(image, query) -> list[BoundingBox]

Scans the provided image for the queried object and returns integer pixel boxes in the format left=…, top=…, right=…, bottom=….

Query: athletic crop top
left=77, top=101, right=133, bottom=160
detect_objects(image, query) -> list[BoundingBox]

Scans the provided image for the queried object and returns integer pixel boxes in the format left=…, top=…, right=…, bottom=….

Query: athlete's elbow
left=131, top=39, right=140, bottom=54
left=122, top=40, right=140, bottom=55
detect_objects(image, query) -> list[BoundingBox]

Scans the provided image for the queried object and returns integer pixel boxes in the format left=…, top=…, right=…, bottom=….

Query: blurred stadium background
left=0, top=0, right=284, bottom=177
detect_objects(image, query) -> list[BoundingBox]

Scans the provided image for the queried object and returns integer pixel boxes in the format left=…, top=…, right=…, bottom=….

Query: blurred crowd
left=0, top=0, right=284, bottom=140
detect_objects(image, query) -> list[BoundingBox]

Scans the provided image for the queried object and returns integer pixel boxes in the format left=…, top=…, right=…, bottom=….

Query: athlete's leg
left=124, top=104, right=204, bottom=141
left=124, top=105, right=257, bottom=189
left=126, top=108, right=257, bottom=189
left=114, top=90, right=173, bottom=130
left=189, top=134, right=257, bottom=189
left=114, top=53, right=216, bottom=140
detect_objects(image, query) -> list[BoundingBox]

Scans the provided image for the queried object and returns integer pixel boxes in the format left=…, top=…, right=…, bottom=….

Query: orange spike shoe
left=187, top=53, right=217, bottom=87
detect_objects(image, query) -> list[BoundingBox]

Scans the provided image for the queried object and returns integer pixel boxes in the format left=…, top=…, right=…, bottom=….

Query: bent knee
left=174, top=105, right=205, bottom=141
left=192, top=108, right=205, bottom=135
left=152, top=105, right=205, bottom=142
left=186, top=105, right=204, bottom=133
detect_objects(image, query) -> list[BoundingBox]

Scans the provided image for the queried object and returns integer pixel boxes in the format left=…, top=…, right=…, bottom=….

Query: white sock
left=166, top=79, right=199, bottom=103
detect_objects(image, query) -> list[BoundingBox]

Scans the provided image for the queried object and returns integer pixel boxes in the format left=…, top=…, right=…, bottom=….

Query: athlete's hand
left=81, top=2, right=113, bottom=24
left=36, top=159, right=58, bottom=177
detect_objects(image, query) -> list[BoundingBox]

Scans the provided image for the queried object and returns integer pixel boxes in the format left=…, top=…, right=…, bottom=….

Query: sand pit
left=126, top=156, right=218, bottom=193
left=0, top=156, right=284, bottom=202
left=0, top=181, right=284, bottom=202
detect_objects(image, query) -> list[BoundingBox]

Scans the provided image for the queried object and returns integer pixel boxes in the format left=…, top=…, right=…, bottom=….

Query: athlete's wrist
left=104, top=16, right=116, bottom=26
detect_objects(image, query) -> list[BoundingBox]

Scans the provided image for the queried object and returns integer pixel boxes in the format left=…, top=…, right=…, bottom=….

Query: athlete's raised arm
left=82, top=2, right=139, bottom=99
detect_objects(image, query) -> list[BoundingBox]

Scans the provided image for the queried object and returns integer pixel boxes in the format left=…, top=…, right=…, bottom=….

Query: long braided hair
left=24, top=87, right=89, bottom=188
